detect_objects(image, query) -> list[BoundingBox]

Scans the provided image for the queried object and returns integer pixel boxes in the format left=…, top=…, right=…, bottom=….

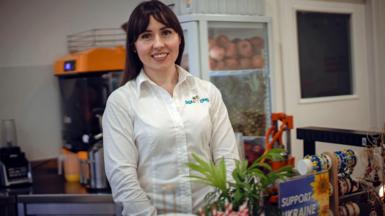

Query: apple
left=237, top=40, right=253, bottom=58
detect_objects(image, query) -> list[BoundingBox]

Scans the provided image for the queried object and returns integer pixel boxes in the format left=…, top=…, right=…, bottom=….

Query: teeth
left=153, top=53, right=167, bottom=59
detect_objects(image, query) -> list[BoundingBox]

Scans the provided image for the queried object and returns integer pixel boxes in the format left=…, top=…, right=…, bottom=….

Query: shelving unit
left=296, top=126, right=384, bottom=215
left=179, top=14, right=273, bottom=137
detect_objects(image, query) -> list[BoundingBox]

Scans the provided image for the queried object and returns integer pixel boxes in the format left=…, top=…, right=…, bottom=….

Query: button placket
left=173, top=85, right=193, bottom=211
left=152, top=83, right=192, bottom=211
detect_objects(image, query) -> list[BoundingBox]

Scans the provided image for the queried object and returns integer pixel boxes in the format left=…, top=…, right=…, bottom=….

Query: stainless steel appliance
left=87, top=142, right=108, bottom=190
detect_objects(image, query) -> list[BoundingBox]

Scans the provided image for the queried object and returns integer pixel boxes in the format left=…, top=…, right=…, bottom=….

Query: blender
left=0, top=119, right=32, bottom=186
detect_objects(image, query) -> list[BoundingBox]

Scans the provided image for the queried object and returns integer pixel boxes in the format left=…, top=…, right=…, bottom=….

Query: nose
left=153, top=34, right=165, bottom=48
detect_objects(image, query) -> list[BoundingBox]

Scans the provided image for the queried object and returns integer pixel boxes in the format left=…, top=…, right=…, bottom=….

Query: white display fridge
left=179, top=14, right=273, bottom=139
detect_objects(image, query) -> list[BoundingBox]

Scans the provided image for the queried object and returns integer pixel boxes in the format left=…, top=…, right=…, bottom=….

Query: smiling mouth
left=152, top=52, right=168, bottom=61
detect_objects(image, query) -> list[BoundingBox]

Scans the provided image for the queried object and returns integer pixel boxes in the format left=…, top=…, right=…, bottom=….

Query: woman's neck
left=144, top=65, right=178, bottom=96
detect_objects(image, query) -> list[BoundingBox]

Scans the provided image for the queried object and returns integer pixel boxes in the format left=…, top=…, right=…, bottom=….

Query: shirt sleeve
left=208, top=84, right=240, bottom=180
left=103, top=91, right=157, bottom=215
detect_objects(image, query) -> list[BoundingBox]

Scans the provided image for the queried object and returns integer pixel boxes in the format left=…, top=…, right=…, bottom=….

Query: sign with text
left=279, top=172, right=330, bottom=216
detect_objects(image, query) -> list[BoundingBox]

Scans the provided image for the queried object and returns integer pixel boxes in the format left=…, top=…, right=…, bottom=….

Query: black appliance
left=0, top=119, right=32, bottom=187
left=58, top=72, right=121, bottom=151
left=0, top=147, right=32, bottom=187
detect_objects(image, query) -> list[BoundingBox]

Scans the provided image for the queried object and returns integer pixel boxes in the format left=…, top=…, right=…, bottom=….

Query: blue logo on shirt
left=185, top=95, right=209, bottom=105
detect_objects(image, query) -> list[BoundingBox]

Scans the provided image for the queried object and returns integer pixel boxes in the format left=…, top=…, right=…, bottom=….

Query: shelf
left=296, top=126, right=382, bottom=156
left=339, top=190, right=367, bottom=201
left=209, top=69, right=265, bottom=77
left=242, top=136, right=265, bottom=145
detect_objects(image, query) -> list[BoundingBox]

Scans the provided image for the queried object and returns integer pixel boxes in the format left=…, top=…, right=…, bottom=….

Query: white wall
left=366, top=0, right=385, bottom=130
left=0, top=0, right=141, bottom=67
left=0, top=65, right=61, bottom=160
left=0, top=0, right=141, bottom=160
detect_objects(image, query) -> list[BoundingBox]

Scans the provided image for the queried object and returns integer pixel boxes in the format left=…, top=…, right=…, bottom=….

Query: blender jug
left=1, top=119, right=17, bottom=148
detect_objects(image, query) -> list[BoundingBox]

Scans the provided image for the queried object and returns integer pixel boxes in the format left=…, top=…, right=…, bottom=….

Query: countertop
left=0, top=158, right=113, bottom=203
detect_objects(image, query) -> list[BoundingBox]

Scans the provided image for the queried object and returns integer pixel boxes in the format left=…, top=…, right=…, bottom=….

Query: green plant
left=187, top=148, right=294, bottom=215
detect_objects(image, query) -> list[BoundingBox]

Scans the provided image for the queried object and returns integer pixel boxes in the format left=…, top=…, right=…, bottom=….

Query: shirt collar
left=135, top=68, right=150, bottom=94
left=177, top=65, right=193, bottom=84
left=136, top=65, right=193, bottom=97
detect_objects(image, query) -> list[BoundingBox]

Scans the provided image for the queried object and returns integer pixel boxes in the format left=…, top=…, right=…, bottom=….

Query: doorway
left=278, top=0, right=373, bottom=158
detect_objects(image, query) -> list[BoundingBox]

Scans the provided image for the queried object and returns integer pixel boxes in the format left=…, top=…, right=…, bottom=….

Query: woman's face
left=134, top=16, right=181, bottom=74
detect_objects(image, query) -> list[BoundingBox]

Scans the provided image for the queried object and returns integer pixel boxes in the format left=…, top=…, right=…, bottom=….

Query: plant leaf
left=186, top=153, right=228, bottom=192
left=250, top=162, right=272, bottom=172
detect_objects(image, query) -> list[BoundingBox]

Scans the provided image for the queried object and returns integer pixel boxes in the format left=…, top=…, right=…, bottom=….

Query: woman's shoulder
left=189, top=76, right=221, bottom=98
left=107, top=80, right=137, bottom=104
left=189, top=75, right=217, bottom=91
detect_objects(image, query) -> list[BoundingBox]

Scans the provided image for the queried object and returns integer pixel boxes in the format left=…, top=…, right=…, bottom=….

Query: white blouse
left=103, top=66, right=239, bottom=215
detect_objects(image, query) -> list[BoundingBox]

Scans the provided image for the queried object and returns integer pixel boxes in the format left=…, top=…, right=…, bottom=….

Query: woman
left=103, top=1, right=239, bottom=215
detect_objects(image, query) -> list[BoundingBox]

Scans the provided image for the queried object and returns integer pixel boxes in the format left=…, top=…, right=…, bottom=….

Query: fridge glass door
left=181, top=22, right=200, bottom=77
left=207, top=21, right=271, bottom=137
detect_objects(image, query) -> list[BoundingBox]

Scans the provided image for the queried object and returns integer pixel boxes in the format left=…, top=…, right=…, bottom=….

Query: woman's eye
left=162, top=29, right=174, bottom=37
left=139, top=33, right=152, bottom=40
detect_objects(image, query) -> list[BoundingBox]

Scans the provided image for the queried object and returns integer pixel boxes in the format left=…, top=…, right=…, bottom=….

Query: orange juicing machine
left=264, top=112, right=295, bottom=170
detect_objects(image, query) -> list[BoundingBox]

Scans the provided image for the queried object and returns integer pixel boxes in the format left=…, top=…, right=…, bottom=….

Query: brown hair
left=121, top=0, right=185, bottom=85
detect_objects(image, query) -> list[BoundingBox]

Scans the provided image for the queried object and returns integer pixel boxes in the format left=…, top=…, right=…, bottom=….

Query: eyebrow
left=143, top=26, right=172, bottom=33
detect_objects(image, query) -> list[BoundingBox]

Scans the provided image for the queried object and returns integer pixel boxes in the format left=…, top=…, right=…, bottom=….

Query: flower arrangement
left=187, top=149, right=294, bottom=215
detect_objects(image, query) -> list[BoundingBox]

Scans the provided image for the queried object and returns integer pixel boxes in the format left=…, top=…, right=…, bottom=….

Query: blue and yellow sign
left=279, top=172, right=330, bottom=216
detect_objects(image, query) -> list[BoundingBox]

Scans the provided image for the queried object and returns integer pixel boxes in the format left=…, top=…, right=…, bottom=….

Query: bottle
left=60, top=148, right=80, bottom=182
left=77, top=151, right=89, bottom=185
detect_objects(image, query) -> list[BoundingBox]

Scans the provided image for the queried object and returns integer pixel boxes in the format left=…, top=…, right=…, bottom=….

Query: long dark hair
left=121, top=0, right=185, bottom=85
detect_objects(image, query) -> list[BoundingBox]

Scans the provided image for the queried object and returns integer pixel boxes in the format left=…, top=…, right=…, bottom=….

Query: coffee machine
left=54, top=45, right=124, bottom=190
left=58, top=73, right=117, bottom=151
left=54, top=47, right=124, bottom=152
left=0, top=119, right=33, bottom=187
